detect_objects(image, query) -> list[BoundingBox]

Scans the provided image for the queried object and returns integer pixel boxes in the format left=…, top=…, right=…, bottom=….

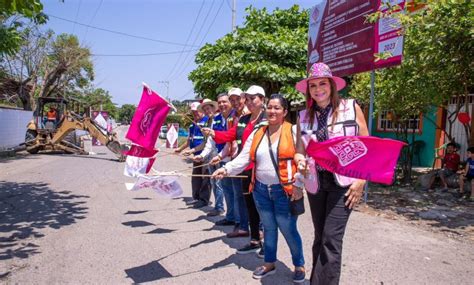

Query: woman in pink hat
left=294, top=62, right=369, bottom=285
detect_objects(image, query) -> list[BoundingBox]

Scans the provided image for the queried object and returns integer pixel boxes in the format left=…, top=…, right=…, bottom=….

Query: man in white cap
left=193, top=95, right=233, bottom=216
left=208, top=87, right=250, bottom=235
left=175, top=101, right=211, bottom=207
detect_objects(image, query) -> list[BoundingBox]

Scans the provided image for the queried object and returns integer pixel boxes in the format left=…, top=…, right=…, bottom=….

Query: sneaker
left=441, top=187, right=448, bottom=193
left=215, top=219, right=235, bottom=226
left=257, top=247, right=264, bottom=259
left=226, top=230, right=249, bottom=238
left=192, top=201, right=207, bottom=209
left=207, top=210, right=224, bottom=217
left=185, top=199, right=198, bottom=205
left=293, top=269, right=306, bottom=283
left=252, top=266, right=276, bottom=279
left=237, top=242, right=260, bottom=254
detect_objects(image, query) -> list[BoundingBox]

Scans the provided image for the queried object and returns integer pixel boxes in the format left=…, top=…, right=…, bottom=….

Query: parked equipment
left=25, top=97, right=126, bottom=161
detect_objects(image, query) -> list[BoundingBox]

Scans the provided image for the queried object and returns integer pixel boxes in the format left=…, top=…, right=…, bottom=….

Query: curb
left=0, top=149, right=16, bottom=158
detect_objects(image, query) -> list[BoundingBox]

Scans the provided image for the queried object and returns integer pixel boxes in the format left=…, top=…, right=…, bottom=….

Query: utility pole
left=232, top=0, right=236, bottom=33
left=157, top=80, right=170, bottom=102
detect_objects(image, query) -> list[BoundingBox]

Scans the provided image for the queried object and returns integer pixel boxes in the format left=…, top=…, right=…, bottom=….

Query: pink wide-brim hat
left=295, top=62, right=346, bottom=93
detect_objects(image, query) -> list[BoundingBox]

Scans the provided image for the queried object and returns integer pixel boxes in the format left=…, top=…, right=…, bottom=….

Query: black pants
left=241, top=169, right=261, bottom=242
left=309, top=171, right=352, bottom=285
left=191, top=161, right=211, bottom=203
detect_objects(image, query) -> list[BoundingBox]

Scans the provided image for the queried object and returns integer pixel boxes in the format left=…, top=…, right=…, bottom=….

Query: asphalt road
left=1, top=147, right=473, bottom=284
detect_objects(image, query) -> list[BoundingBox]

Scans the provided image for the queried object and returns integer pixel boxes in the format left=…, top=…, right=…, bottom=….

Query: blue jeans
left=232, top=177, right=249, bottom=231
left=222, top=176, right=236, bottom=222
left=253, top=180, right=305, bottom=267
left=208, top=164, right=224, bottom=212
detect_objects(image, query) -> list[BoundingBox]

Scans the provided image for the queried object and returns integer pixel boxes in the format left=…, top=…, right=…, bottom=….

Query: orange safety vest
left=249, top=121, right=296, bottom=195
left=47, top=110, right=57, bottom=120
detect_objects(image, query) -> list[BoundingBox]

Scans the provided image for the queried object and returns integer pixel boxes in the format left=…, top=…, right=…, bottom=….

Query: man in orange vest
left=47, top=106, right=57, bottom=122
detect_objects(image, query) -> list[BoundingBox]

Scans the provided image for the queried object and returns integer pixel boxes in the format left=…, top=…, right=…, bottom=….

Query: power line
left=47, top=14, right=199, bottom=48
left=72, top=0, right=82, bottom=34
left=91, top=49, right=199, bottom=57
left=166, top=0, right=216, bottom=80
left=176, top=87, right=195, bottom=101
left=164, top=0, right=206, bottom=80
left=170, top=0, right=225, bottom=82
left=84, top=0, right=103, bottom=40
left=225, top=0, right=232, bottom=11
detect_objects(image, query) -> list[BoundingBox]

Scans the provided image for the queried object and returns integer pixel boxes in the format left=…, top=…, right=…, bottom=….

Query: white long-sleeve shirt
left=199, top=136, right=218, bottom=161
left=224, top=125, right=296, bottom=185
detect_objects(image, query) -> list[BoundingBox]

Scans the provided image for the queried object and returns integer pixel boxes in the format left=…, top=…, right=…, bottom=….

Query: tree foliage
left=351, top=2, right=473, bottom=182
left=0, top=0, right=47, bottom=55
left=351, top=1, right=473, bottom=137
left=1, top=29, right=94, bottom=110
left=189, top=5, right=308, bottom=103
left=117, top=104, right=136, bottom=124
left=81, top=87, right=117, bottom=118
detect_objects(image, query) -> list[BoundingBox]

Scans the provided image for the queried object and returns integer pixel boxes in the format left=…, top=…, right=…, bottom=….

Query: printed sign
left=166, top=123, right=179, bottom=148
left=308, top=0, right=405, bottom=77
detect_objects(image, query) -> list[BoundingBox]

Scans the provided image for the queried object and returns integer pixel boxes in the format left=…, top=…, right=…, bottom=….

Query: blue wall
left=370, top=109, right=437, bottom=167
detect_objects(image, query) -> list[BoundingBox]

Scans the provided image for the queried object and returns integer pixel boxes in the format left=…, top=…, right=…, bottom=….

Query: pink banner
left=306, top=136, right=406, bottom=185
left=126, top=86, right=170, bottom=150
left=307, top=0, right=405, bottom=77
left=123, top=144, right=158, bottom=158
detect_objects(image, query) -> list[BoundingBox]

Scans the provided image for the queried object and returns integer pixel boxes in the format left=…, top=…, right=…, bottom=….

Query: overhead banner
left=308, top=0, right=405, bottom=77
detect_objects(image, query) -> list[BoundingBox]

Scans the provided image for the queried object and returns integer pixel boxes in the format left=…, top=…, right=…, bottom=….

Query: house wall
left=371, top=108, right=437, bottom=167
left=0, top=107, right=33, bottom=150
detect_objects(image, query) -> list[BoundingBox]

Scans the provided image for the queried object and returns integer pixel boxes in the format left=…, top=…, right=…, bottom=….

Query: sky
left=41, top=0, right=317, bottom=107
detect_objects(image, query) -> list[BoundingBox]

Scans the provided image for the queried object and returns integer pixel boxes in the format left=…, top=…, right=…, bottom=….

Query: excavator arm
left=51, top=112, right=126, bottom=161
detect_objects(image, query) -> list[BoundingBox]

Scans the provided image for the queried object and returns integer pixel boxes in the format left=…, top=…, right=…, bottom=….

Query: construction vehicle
left=25, top=97, right=126, bottom=161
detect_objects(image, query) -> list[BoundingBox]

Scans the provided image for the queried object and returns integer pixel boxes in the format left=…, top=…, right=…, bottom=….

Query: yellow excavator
left=25, top=97, right=126, bottom=161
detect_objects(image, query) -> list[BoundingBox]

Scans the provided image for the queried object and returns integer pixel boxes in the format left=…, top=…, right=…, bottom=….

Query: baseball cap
left=190, top=102, right=200, bottom=111
left=244, top=85, right=265, bottom=97
left=228, top=87, right=243, bottom=97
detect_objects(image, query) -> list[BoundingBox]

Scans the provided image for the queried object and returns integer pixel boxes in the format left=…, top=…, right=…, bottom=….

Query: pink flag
left=123, top=144, right=158, bottom=158
left=122, top=144, right=158, bottom=175
left=306, top=136, right=406, bottom=185
left=126, top=86, right=170, bottom=150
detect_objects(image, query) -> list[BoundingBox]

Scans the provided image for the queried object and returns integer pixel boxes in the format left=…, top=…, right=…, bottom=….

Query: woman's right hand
left=212, top=167, right=227, bottom=179
left=201, top=127, right=215, bottom=138
left=296, top=158, right=308, bottom=176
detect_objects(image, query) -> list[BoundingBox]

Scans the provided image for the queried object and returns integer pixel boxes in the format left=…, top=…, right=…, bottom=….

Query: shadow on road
left=0, top=153, right=41, bottom=164
left=0, top=181, right=89, bottom=263
left=123, top=201, right=295, bottom=284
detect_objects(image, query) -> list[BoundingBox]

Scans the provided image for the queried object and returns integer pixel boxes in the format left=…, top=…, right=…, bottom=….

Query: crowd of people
left=175, top=62, right=369, bottom=284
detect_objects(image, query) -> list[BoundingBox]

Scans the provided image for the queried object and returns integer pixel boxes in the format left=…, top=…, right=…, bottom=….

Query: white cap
left=228, top=87, right=243, bottom=97
left=244, top=85, right=265, bottom=97
left=190, top=102, right=200, bottom=111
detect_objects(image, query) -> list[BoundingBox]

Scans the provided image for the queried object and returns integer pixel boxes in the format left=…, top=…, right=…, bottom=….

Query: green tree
left=118, top=104, right=136, bottom=124
left=0, top=0, right=47, bottom=55
left=0, top=27, right=53, bottom=109
left=189, top=5, right=308, bottom=103
left=1, top=30, right=94, bottom=110
left=351, top=2, right=474, bottom=182
left=82, top=87, right=117, bottom=118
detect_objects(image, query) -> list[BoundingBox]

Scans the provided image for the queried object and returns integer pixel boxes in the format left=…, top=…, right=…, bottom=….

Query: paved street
left=1, top=147, right=473, bottom=284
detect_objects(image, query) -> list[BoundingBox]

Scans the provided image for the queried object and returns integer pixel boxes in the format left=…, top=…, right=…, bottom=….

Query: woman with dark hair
left=213, top=94, right=306, bottom=283
left=294, top=62, right=369, bottom=285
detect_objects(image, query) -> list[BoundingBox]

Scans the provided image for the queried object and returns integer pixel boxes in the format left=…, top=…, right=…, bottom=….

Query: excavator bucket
left=107, top=140, right=127, bottom=162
